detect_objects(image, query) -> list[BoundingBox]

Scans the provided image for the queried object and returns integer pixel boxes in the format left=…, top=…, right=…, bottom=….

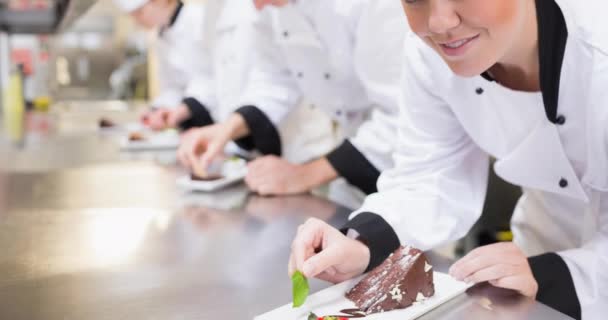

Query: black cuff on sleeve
left=326, top=140, right=381, bottom=195
left=341, top=212, right=400, bottom=273
left=528, top=253, right=581, bottom=320
left=178, top=97, right=214, bottom=131
left=233, top=105, right=282, bottom=156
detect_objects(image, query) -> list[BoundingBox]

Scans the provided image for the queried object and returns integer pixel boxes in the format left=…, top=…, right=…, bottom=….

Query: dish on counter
left=258, top=245, right=469, bottom=320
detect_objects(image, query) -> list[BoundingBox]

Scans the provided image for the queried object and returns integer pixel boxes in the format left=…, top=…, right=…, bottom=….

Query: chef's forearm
left=341, top=212, right=401, bottom=273
left=232, top=106, right=282, bottom=156
left=528, top=253, right=581, bottom=320
left=299, top=157, right=339, bottom=190
left=224, top=112, right=250, bottom=140
left=326, top=139, right=381, bottom=195
left=179, top=98, right=214, bottom=130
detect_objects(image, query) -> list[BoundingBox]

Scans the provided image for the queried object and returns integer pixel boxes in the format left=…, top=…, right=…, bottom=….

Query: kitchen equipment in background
left=1, top=65, right=26, bottom=145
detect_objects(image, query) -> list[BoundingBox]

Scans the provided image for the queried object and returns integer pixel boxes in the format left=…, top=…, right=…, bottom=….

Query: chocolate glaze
left=99, top=118, right=116, bottom=128
left=128, top=132, right=146, bottom=141
left=190, top=173, right=223, bottom=181
left=333, top=308, right=366, bottom=318
left=345, top=246, right=435, bottom=315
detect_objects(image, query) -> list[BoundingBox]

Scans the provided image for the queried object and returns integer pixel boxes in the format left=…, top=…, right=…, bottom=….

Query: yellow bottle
left=2, top=68, right=26, bottom=145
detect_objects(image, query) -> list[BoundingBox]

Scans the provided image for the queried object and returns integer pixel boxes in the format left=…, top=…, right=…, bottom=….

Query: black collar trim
left=536, top=0, right=568, bottom=123
left=480, top=71, right=495, bottom=82
left=160, top=1, right=184, bottom=35
left=168, top=1, right=184, bottom=28
left=481, top=0, right=568, bottom=124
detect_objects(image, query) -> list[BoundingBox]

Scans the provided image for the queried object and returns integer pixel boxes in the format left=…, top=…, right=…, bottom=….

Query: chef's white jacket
left=147, top=0, right=335, bottom=162
left=152, top=1, right=214, bottom=110
left=231, top=0, right=406, bottom=194
left=345, top=0, right=608, bottom=318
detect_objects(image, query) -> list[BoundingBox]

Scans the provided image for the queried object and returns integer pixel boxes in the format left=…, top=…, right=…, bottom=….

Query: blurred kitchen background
left=0, top=0, right=521, bottom=254
left=0, top=0, right=191, bottom=172
left=0, top=0, right=155, bottom=104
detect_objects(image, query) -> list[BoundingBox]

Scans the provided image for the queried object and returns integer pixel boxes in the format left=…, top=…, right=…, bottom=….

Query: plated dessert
left=190, top=173, right=224, bottom=182
left=346, top=245, right=435, bottom=315
left=98, top=118, right=116, bottom=128
left=293, top=245, right=436, bottom=320
left=177, top=157, right=248, bottom=192
left=128, top=132, right=146, bottom=142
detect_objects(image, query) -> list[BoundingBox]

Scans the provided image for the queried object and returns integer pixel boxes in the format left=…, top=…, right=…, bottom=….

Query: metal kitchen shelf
left=0, top=0, right=97, bottom=34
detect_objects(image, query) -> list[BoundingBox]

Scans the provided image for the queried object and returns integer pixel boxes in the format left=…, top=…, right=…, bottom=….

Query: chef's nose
left=428, top=0, right=461, bottom=35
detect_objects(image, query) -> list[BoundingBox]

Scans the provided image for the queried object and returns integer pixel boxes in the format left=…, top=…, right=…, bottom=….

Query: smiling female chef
left=177, top=0, right=406, bottom=196
left=288, top=0, right=608, bottom=319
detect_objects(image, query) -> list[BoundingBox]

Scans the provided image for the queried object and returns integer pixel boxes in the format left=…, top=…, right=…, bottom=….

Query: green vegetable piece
left=307, top=312, right=318, bottom=320
left=292, top=271, right=310, bottom=308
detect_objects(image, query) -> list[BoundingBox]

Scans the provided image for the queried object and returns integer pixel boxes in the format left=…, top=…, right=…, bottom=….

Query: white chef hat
left=112, top=0, right=149, bottom=13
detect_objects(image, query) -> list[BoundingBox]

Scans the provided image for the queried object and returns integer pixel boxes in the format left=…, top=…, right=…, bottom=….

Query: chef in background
left=178, top=0, right=406, bottom=199
left=113, top=0, right=218, bottom=131
left=115, top=0, right=337, bottom=164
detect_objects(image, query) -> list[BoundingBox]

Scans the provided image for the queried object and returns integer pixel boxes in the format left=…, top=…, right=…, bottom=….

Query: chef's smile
left=434, top=34, right=480, bottom=57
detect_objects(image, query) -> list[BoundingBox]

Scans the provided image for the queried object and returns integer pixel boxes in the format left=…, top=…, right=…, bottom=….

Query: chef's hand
left=177, top=124, right=231, bottom=176
left=142, top=108, right=170, bottom=130
left=139, top=109, right=154, bottom=127
left=253, top=0, right=288, bottom=10
left=288, top=218, right=370, bottom=284
left=449, top=242, right=538, bottom=298
left=143, top=105, right=191, bottom=131
left=246, top=156, right=338, bottom=196
left=178, top=113, right=250, bottom=175
left=166, top=105, right=191, bottom=128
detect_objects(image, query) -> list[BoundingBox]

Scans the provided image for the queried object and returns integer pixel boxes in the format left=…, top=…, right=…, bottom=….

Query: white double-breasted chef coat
left=152, top=1, right=213, bottom=109
left=153, top=0, right=335, bottom=162
left=355, top=0, right=608, bottom=317
left=238, top=0, right=407, bottom=172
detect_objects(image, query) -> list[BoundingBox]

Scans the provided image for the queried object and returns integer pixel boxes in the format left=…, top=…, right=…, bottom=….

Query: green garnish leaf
left=292, top=271, right=310, bottom=308
left=307, top=312, right=318, bottom=320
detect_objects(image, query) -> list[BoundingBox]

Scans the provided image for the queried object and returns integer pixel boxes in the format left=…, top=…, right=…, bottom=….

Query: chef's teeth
left=444, top=39, right=468, bottom=48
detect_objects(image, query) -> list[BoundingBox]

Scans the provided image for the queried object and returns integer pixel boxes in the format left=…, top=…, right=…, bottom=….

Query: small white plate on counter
left=101, top=123, right=144, bottom=134
left=177, top=158, right=248, bottom=192
left=255, top=272, right=470, bottom=320
left=119, top=129, right=180, bottom=151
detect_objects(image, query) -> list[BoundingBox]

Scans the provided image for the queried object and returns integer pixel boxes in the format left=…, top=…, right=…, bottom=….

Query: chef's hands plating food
left=289, top=218, right=370, bottom=284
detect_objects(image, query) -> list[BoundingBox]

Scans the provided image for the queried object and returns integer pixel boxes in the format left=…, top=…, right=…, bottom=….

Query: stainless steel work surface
left=0, top=104, right=573, bottom=320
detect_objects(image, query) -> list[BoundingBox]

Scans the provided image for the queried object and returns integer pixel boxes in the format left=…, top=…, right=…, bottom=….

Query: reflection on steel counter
left=0, top=108, right=574, bottom=320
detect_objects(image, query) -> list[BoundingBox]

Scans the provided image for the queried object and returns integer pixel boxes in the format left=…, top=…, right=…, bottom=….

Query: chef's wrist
left=176, top=104, right=192, bottom=121
left=298, top=157, right=339, bottom=190
left=225, top=113, right=250, bottom=140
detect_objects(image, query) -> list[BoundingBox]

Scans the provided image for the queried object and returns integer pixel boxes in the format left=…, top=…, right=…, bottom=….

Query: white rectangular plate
left=100, top=122, right=145, bottom=134
left=255, top=272, right=470, bottom=320
left=176, top=162, right=248, bottom=192
left=119, top=130, right=180, bottom=151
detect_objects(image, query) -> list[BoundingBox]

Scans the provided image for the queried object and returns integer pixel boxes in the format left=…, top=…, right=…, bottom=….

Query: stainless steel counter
left=0, top=104, right=573, bottom=320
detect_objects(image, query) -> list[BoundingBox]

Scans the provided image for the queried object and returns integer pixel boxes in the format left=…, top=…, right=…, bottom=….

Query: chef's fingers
left=489, top=275, right=538, bottom=298
left=177, top=143, right=191, bottom=169
left=288, top=252, right=296, bottom=277
left=291, top=219, right=325, bottom=274
left=450, top=243, right=519, bottom=279
left=463, top=263, right=518, bottom=285
left=302, top=245, right=345, bottom=279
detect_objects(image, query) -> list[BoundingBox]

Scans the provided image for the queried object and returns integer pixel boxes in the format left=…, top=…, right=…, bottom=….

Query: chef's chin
left=443, top=59, right=493, bottom=79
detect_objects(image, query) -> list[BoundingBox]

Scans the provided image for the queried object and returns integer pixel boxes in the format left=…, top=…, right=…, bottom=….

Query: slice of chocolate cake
left=128, top=132, right=146, bottom=142
left=190, top=173, right=223, bottom=182
left=345, top=245, right=435, bottom=315
left=99, top=118, right=116, bottom=128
